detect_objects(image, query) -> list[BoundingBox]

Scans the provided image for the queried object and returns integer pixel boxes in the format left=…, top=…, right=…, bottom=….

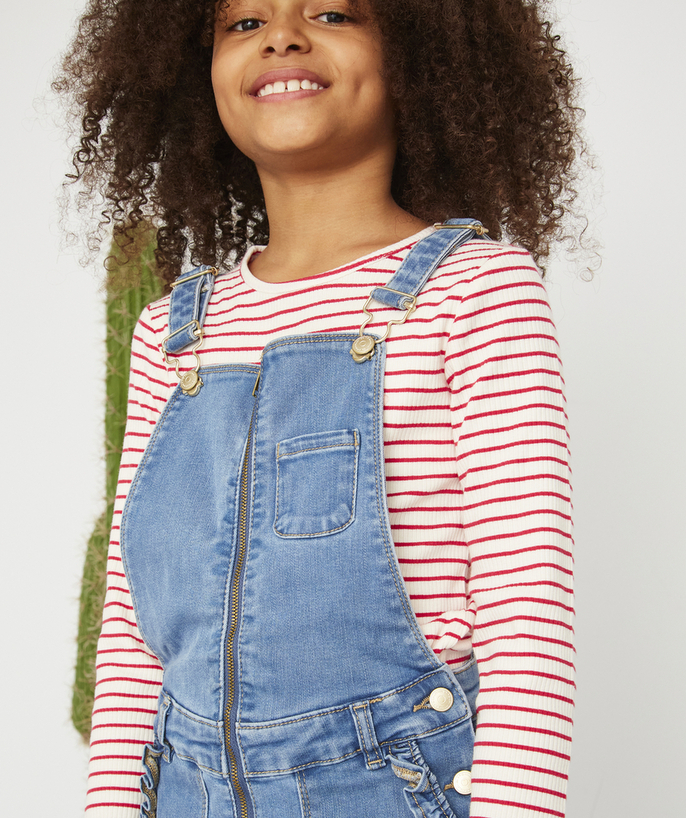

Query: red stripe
left=476, top=651, right=575, bottom=670
left=87, top=786, right=139, bottom=795
left=477, top=614, right=574, bottom=632
left=92, top=707, right=158, bottom=716
left=473, top=633, right=574, bottom=651
left=477, top=669, right=576, bottom=688
left=95, top=677, right=162, bottom=687
left=477, top=722, right=572, bottom=742
left=461, top=454, right=569, bottom=478
left=470, top=798, right=564, bottom=818
left=471, top=543, right=573, bottom=565
left=474, top=741, right=570, bottom=761
left=90, top=738, right=150, bottom=747
left=94, top=691, right=159, bottom=701
left=471, top=561, right=573, bottom=581
left=475, top=758, right=568, bottom=780
left=88, top=771, right=141, bottom=778
left=478, top=596, right=575, bottom=614
left=472, top=777, right=565, bottom=798
left=481, top=687, right=575, bottom=706
left=475, top=704, right=573, bottom=724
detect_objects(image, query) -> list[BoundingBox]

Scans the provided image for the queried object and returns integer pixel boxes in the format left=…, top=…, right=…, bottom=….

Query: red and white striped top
left=87, top=227, right=574, bottom=817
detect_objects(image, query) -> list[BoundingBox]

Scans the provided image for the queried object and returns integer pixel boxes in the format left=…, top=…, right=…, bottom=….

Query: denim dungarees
left=121, top=221, right=485, bottom=818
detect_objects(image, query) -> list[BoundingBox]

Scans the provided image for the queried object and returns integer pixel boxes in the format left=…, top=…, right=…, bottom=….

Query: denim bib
left=121, top=221, right=485, bottom=818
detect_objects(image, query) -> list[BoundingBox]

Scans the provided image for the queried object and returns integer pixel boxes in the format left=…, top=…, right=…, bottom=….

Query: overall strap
left=161, top=265, right=218, bottom=397
left=372, top=218, right=488, bottom=310
left=350, top=218, right=489, bottom=363
left=163, top=265, right=218, bottom=355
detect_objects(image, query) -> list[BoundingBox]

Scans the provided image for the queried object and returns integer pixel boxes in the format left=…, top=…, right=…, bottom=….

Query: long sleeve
left=445, top=250, right=575, bottom=817
left=86, top=305, right=173, bottom=816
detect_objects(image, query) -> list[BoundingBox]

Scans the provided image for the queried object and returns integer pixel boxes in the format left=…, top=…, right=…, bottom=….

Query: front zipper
left=223, top=402, right=257, bottom=818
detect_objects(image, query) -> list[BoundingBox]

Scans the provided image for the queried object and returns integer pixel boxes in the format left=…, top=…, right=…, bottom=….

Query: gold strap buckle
left=162, top=320, right=205, bottom=396
left=350, top=289, right=417, bottom=363
left=169, top=266, right=218, bottom=289
left=433, top=221, right=489, bottom=236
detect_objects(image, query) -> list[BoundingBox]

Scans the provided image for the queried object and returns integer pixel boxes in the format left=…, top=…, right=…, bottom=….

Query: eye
left=229, top=17, right=264, bottom=32
left=316, top=11, right=352, bottom=24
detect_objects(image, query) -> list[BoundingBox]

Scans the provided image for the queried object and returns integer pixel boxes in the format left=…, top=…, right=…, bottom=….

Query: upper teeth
left=257, top=79, right=324, bottom=97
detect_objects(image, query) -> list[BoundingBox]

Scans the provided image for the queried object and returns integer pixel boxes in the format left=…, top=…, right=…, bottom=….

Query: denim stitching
left=172, top=751, right=221, bottom=776
left=428, top=778, right=452, bottom=818
left=362, top=702, right=383, bottom=765
left=277, top=440, right=358, bottom=459
left=409, top=742, right=453, bottom=818
left=265, top=334, right=364, bottom=354
left=243, top=761, right=257, bottom=818
left=168, top=700, right=222, bottom=729
left=236, top=714, right=257, bottom=814
left=302, top=774, right=312, bottom=818
left=121, top=387, right=182, bottom=655
left=274, top=434, right=358, bottom=537
left=240, top=717, right=466, bottom=777
left=237, top=425, right=252, bottom=731
left=194, top=766, right=209, bottom=818
left=239, top=702, right=352, bottom=730
left=352, top=702, right=383, bottom=767
left=379, top=714, right=468, bottom=747
left=246, top=749, right=361, bottom=775
left=121, top=363, right=260, bottom=655
left=410, top=791, right=429, bottom=818
left=239, top=408, right=259, bottom=806
left=238, top=669, right=453, bottom=730
left=297, top=771, right=312, bottom=818
left=369, top=343, right=438, bottom=664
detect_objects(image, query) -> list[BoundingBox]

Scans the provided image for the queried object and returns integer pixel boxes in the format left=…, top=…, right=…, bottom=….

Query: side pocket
left=387, top=745, right=458, bottom=818
left=274, top=429, right=359, bottom=538
left=141, top=740, right=210, bottom=818
left=388, top=707, right=475, bottom=818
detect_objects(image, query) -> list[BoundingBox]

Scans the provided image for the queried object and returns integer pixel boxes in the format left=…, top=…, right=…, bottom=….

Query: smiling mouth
left=256, top=78, right=326, bottom=98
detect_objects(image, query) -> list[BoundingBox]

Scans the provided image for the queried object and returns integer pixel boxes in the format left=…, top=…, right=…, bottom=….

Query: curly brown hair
left=55, top=0, right=584, bottom=286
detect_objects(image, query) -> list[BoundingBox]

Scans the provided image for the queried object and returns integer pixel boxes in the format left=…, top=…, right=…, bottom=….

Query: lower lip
left=252, top=88, right=327, bottom=103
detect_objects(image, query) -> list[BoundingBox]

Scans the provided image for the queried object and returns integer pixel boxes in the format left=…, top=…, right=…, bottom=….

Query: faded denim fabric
left=121, top=223, right=483, bottom=818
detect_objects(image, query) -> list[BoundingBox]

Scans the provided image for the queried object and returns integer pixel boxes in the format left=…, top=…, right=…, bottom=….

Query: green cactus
left=72, top=231, right=162, bottom=741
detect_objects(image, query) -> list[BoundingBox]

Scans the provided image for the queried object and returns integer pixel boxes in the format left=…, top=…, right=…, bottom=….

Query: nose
left=259, top=13, right=311, bottom=57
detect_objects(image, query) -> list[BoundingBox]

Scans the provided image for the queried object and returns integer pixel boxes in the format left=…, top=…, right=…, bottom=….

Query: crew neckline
left=238, top=226, right=435, bottom=294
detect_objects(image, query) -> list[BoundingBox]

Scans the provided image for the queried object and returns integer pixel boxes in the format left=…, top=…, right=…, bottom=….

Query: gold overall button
left=352, top=335, right=375, bottom=355
left=180, top=370, right=200, bottom=391
left=453, top=770, right=472, bottom=795
left=350, top=335, right=376, bottom=362
left=429, top=687, right=454, bottom=712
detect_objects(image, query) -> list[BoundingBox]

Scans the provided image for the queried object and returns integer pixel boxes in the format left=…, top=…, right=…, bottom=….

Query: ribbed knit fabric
left=86, top=228, right=574, bottom=817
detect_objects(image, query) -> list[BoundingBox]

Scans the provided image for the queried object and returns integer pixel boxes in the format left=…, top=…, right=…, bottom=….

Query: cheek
left=210, top=54, right=231, bottom=115
left=211, top=55, right=247, bottom=143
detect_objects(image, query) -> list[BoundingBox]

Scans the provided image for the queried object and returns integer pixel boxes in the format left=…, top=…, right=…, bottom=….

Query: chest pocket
left=274, top=429, right=359, bottom=538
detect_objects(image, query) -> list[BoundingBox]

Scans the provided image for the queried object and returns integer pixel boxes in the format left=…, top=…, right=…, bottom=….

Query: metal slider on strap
left=169, top=267, right=219, bottom=289
left=161, top=266, right=218, bottom=397
left=162, top=319, right=205, bottom=397
left=433, top=221, right=489, bottom=236
left=350, top=288, right=417, bottom=364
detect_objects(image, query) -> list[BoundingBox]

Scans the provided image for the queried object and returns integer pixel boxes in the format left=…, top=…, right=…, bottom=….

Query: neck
left=249, top=153, right=428, bottom=283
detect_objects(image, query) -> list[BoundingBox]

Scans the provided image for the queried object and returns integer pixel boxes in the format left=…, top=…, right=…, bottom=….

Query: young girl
left=58, top=1, right=579, bottom=816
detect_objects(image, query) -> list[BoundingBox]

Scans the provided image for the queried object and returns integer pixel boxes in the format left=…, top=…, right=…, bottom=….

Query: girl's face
left=212, top=0, right=396, bottom=175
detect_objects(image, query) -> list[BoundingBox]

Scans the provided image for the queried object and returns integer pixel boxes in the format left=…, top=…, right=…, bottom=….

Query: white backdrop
left=1, top=1, right=684, bottom=815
